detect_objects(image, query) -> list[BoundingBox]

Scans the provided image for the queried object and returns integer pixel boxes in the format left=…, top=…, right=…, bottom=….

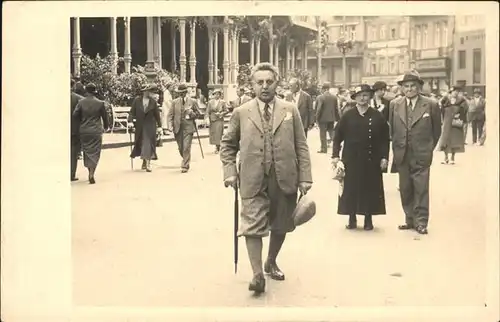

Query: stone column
left=189, top=19, right=197, bottom=84
left=72, top=17, right=82, bottom=78
left=285, top=37, right=291, bottom=72
left=274, top=40, right=279, bottom=69
left=145, top=17, right=156, bottom=81
left=123, top=17, right=132, bottom=73
left=109, top=17, right=118, bottom=74
left=256, top=36, right=261, bottom=64
left=232, top=28, right=239, bottom=83
left=269, top=38, right=274, bottom=65
left=250, top=35, right=255, bottom=65
left=223, top=23, right=230, bottom=85
left=291, top=45, right=296, bottom=69
left=155, top=17, right=162, bottom=69
left=214, top=30, right=219, bottom=84
left=228, top=36, right=233, bottom=83
left=179, top=17, right=187, bottom=83
left=208, top=27, right=214, bottom=85
left=170, top=24, right=177, bottom=72
left=303, top=41, right=308, bottom=70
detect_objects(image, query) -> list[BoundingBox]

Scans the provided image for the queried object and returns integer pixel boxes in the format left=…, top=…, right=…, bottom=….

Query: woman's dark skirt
left=80, top=133, right=103, bottom=169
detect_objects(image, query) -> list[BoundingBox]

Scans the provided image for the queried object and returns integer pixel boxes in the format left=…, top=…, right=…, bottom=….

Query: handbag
left=451, top=118, right=463, bottom=128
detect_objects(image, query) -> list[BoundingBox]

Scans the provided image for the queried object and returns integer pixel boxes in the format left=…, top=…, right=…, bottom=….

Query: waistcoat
left=259, top=106, right=275, bottom=175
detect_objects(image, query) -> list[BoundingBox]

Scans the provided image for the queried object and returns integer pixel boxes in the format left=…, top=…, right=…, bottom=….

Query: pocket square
left=423, top=113, right=430, bottom=118
left=284, top=112, right=293, bottom=121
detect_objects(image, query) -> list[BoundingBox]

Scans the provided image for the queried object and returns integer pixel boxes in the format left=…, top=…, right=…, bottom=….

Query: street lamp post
left=337, top=37, right=353, bottom=88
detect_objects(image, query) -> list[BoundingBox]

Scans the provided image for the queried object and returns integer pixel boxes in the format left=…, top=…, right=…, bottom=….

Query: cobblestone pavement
left=72, top=128, right=487, bottom=307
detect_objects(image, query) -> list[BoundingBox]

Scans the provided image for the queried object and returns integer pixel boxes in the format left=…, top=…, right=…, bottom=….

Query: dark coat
left=73, top=95, right=109, bottom=135
left=316, top=92, right=340, bottom=123
left=370, top=97, right=391, bottom=122
left=438, top=96, right=467, bottom=153
left=128, top=96, right=162, bottom=159
left=295, top=90, right=315, bottom=129
left=71, top=92, right=84, bottom=135
left=332, top=107, right=390, bottom=215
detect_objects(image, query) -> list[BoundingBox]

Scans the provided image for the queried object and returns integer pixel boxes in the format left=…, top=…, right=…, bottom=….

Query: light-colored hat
left=175, top=84, right=188, bottom=93
left=212, top=88, right=222, bottom=95
left=292, top=194, right=316, bottom=226
left=397, top=70, right=424, bottom=85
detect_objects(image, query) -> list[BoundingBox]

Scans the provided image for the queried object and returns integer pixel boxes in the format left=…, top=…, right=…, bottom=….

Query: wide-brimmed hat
left=473, top=88, right=482, bottom=94
left=397, top=70, right=424, bottom=86
left=141, top=84, right=159, bottom=93
left=175, top=84, right=188, bottom=93
left=212, top=88, right=222, bottom=95
left=292, top=194, right=316, bottom=226
left=350, top=84, right=374, bottom=100
left=372, top=81, right=387, bottom=91
left=85, top=83, right=98, bottom=94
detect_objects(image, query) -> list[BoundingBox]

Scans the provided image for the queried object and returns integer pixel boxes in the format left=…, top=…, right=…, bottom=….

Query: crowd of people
left=70, top=63, right=486, bottom=294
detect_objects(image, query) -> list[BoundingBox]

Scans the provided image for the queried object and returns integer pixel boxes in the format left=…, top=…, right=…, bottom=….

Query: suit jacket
left=316, top=92, right=340, bottom=123
left=167, top=96, right=201, bottom=134
left=71, top=92, right=84, bottom=135
left=220, top=98, right=313, bottom=199
left=389, top=95, right=441, bottom=167
left=293, top=90, right=315, bottom=129
left=207, top=99, right=229, bottom=122
left=73, top=96, right=109, bottom=135
left=467, top=96, right=486, bottom=121
left=370, top=97, right=391, bottom=122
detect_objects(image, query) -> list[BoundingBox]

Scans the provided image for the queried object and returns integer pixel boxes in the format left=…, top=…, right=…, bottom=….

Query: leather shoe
left=248, top=273, right=265, bottom=293
left=264, top=261, right=285, bottom=281
left=71, top=177, right=79, bottom=182
left=416, top=225, right=428, bottom=234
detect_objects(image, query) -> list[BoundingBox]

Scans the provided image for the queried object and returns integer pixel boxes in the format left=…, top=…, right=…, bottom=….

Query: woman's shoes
left=141, top=160, right=147, bottom=170
left=441, top=159, right=449, bottom=164
left=89, top=176, right=96, bottom=184
left=450, top=160, right=455, bottom=165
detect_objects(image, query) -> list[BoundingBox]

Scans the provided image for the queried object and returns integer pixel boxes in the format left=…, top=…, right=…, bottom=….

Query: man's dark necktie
left=406, top=100, right=413, bottom=125
left=264, top=103, right=271, bottom=123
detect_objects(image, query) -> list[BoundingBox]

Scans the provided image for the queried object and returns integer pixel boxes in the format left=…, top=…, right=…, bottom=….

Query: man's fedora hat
left=372, top=81, right=387, bottom=91
left=141, top=84, right=159, bottom=92
left=292, top=194, right=316, bottom=226
left=175, top=83, right=188, bottom=93
left=85, top=83, right=98, bottom=94
left=350, top=84, right=374, bottom=100
left=397, top=70, right=424, bottom=85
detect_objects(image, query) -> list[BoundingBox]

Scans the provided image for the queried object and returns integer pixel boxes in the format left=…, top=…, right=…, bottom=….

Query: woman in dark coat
left=437, top=85, right=467, bottom=165
left=332, top=84, right=390, bottom=230
left=128, top=84, right=163, bottom=172
left=72, top=83, right=110, bottom=184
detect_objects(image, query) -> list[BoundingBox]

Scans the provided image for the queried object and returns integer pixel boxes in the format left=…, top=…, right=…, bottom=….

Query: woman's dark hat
left=350, top=84, right=374, bottom=100
left=175, top=84, right=188, bottom=93
left=397, top=70, right=424, bottom=86
left=141, top=84, right=159, bottom=93
left=85, top=83, right=98, bottom=94
left=372, top=81, right=387, bottom=91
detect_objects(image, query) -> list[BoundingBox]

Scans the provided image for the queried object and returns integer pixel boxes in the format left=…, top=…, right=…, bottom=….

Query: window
left=380, top=25, right=386, bottom=40
left=422, top=24, right=428, bottom=49
left=349, top=26, right=356, bottom=41
left=415, top=26, right=421, bottom=50
left=372, top=26, right=378, bottom=41
left=391, top=28, right=396, bottom=39
left=380, top=58, right=387, bottom=75
left=460, top=37, right=464, bottom=45
left=399, top=56, right=406, bottom=73
left=442, top=22, right=448, bottom=46
left=365, top=59, right=371, bottom=74
left=473, top=48, right=481, bottom=84
left=400, top=22, right=407, bottom=38
left=458, top=50, right=466, bottom=69
left=370, top=60, right=377, bottom=75
left=389, top=57, right=396, bottom=74
left=434, top=23, right=441, bottom=48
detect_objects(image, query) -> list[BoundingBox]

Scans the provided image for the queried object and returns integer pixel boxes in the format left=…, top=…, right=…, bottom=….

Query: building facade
left=70, top=16, right=317, bottom=100
left=408, top=15, right=454, bottom=93
left=361, top=16, right=410, bottom=86
left=304, top=16, right=365, bottom=87
left=452, top=15, right=486, bottom=95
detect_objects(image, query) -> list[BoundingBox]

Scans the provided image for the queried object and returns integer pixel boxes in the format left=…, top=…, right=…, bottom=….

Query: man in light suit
left=389, top=70, right=441, bottom=235
left=315, top=82, right=340, bottom=153
left=289, top=78, right=315, bottom=137
left=167, top=84, right=202, bottom=173
left=220, top=62, right=313, bottom=294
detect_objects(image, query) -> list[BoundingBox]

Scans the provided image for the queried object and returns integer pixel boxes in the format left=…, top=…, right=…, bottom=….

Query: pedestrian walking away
left=72, top=83, right=110, bottom=184
left=70, top=78, right=84, bottom=182
left=220, top=62, right=313, bottom=294
left=207, top=89, right=229, bottom=154
left=128, top=84, right=163, bottom=172
left=315, top=82, right=340, bottom=154
left=437, top=85, right=468, bottom=165
left=288, top=77, right=315, bottom=137
left=167, top=83, right=202, bottom=173
left=389, top=70, right=442, bottom=235
left=332, top=84, right=390, bottom=230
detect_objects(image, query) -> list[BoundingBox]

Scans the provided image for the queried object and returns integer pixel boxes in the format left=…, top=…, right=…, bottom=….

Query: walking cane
left=233, top=182, right=239, bottom=274
left=192, top=119, right=205, bottom=159
left=128, top=130, right=134, bottom=170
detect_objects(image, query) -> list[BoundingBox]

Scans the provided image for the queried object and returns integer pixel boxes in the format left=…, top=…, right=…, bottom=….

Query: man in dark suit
left=315, top=82, right=340, bottom=153
left=389, top=70, right=442, bottom=235
left=289, top=78, right=315, bottom=137
left=70, top=79, right=84, bottom=181
left=468, top=88, right=486, bottom=145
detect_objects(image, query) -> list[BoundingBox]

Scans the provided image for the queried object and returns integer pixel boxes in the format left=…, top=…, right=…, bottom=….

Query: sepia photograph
left=2, top=1, right=499, bottom=322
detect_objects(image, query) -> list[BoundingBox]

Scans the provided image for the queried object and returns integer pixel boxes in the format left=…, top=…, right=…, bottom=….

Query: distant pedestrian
left=167, top=84, right=202, bottom=173
left=72, top=83, right=110, bottom=184
left=332, top=84, right=390, bottom=230
left=371, top=81, right=390, bottom=121
left=389, top=70, right=442, bottom=235
left=437, top=85, right=468, bottom=165
left=70, top=79, right=84, bottom=182
left=288, top=78, right=315, bottom=137
left=315, top=82, right=340, bottom=154
left=128, top=84, right=163, bottom=172
left=468, top=88, right=486, bottom=145
left=207, top=89, right=228, bottom=153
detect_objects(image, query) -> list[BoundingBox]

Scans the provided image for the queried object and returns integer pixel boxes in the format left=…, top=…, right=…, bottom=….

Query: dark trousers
left=318, top=122, right=335, bottom=151
left=70, top=135, right=81, bottom=179
left=397, top=152, right=430, bottom=228
left=471, top=119, right=485, bottom=143
left=175, top=129, right=193, bottom=170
